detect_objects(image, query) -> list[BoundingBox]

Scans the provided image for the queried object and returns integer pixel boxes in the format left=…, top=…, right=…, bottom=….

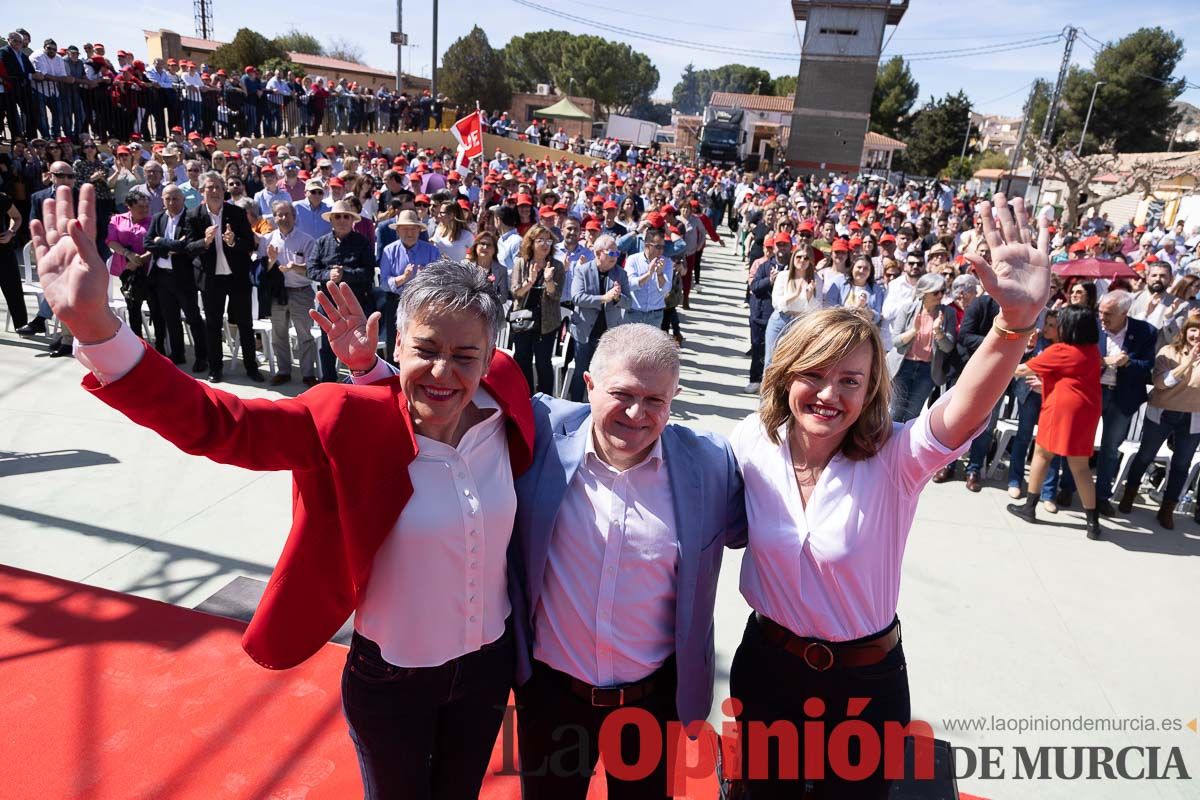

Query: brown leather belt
left=754, top=613, right=900, bottom=672
left=539, top=661, right=666, bottom=708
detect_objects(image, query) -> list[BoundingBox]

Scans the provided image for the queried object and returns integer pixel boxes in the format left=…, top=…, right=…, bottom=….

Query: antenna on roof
left=194, top=0, right=213, bottom=39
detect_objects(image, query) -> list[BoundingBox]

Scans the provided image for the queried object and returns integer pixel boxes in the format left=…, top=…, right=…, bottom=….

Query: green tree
left=1021, top=78, right=1053, bottom=160
left=260, top=57, right=306, bottom=79
left=975, top=149, right=1012, bottom=170
left=870, top=56, right=919, bottom=138
left=1059, top=27, right=1186, bottom=153
left=669, top=63, right=774, bottom=113
left=627, top=97, right=672, bottom=126
left=272, top=28, right=323, bottom=56
left=773, top=74, right=797, bottom=97
left=896, top=91, right=973, bottom=176
left=209, top=28, right=287, bottom=75
left=673, top=64, right=703, bottom=115
left=440, top=26, right=511, bottom=113
left=502, top=31, right=658, bottom=116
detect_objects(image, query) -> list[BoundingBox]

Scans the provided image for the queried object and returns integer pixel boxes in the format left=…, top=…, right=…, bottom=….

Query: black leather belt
left=755, top=613, right=900, bottom=672
left=542, top=662, right=667, bottom=708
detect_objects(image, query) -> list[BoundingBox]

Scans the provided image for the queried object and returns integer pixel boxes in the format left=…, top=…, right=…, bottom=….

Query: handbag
left=119, top=267, right=149, bottom=305
left=507, top=261, right=538, bottom=333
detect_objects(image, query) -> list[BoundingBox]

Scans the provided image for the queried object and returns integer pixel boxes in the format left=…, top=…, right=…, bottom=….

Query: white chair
left=1113, top=404, right=1168, bottom=492
left=107, top=273, right=129, bottom=323
left=551, top=328, right=572, bottom=397
left=226, top=291, right=275, bottom=374
left=5, top=243, right=46, bottom=332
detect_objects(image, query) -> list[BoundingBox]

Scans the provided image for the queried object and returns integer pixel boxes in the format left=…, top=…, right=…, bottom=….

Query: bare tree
left=1036, top=143, right=1200, bottom=227
left=325, top=37, right=365, bottom=65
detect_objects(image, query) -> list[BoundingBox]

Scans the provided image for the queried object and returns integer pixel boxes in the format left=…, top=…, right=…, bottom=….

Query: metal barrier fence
left=2, top=83, right=446, bottom=143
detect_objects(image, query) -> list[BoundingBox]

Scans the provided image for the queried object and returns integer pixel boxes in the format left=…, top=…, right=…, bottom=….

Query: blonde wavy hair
left=760, top=307, right=893, bottom=460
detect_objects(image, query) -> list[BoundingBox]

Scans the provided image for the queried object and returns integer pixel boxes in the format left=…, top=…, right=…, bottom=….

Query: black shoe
left=269, top=373, right=292, bottom=386
left=171, top=355, right=188, bottom=365
left=48, top=342, right=73, bottom=358
left=1086, top=508, right=1102, bottom=540
left=1006, top=495, right=1038, bottom=523
left=16, top=317, right=47, bottom=337
left=246, top=368, right=266, bottom=383
left=1055, top=488, right=1073, bottom=509
left=1095, top=499, right=1116, bottom=518
left=207, top=372, right=223, bottom=383
left=192, top=360, right=209, bottom=374
left=301, top=376, right=320, bottom=387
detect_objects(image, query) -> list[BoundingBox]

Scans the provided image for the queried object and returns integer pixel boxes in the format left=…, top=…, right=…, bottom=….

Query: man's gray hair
left=271, top=199, right=294, bottom=215
left=395, top=259, right=505, bottom=346
left=951, top=273, right=980, bottom=299
left=592, top=233, right=617, bottom=253
left=200, top=170, right=225, bottom=191
left=588, top=323, right=680, bottom=386
left=914, top=272, right=946, bottom=297
left=1100, top=289, right=1134, bottom=314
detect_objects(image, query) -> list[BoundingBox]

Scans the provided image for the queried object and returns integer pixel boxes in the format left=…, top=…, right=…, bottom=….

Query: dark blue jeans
left=1124, top=410, right=1200, bottom=504
left=1096, top=387, right=1135, bottom=502
left=966, top=391, right=1010, bottom=474
left=891, top=358, right=935, bottom=423
left=568, top=336, right=595, bottom=402
left=1007, top=391, right=1061, bottom=499
left=341, top=626, right=514, bottom=800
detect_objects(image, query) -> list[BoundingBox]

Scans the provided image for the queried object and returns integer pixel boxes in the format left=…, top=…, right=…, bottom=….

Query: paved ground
left=2, top=237, right=1198, bottom=799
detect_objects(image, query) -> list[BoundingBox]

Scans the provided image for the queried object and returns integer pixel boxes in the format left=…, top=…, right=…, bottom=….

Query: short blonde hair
left=760, top=307, right=892, bottom=460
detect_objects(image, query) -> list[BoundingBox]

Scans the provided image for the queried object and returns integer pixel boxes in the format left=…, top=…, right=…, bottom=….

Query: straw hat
left=321, top=200, right=359, bottom=221
left=391, top=210, right=424, bottom=229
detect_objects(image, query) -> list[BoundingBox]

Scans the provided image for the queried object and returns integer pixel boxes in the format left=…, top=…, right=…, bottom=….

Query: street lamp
left=567, top=77, right=576, bottom=96
left=1077, top=81, right=1106, bottom=156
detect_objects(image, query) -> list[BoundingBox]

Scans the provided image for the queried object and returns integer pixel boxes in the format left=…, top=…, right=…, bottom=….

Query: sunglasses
left=51, top=171, right=75, bottom=178
left=907, top=261, right=923, bottom=267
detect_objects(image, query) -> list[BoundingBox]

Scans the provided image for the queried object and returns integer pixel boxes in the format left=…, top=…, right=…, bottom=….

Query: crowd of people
left=1, top=28, right=451, bottom=143
left=730, top=170, right=1200, bottom=533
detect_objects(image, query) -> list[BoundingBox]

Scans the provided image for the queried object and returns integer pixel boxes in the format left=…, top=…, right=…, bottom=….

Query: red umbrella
left=1052, top=258, right=1139, bottom=279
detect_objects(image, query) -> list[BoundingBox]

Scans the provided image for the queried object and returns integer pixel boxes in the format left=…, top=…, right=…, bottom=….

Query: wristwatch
left=992, top=320, right=1038, bottom=340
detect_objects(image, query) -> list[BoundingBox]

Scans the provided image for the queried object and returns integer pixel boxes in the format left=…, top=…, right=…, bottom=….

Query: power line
left=510, top=0, right=1062, bottom=65
left=974, top=80, right=1036, bottom=109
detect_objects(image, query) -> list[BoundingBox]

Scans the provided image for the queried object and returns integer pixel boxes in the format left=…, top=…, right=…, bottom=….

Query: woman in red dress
left=1007, top=305, right=1103, bottom=538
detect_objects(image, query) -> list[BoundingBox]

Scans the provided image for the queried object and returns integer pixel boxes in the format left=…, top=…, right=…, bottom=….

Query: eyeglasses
left=534, top=238, right=555, bottom=246
left=906, top=261, right=923, bottom=267
left=51, top=171, right=74, bottom=178
left=187, top=168, right=200, bottom=173
left=605, top=249, right=621, bottom=258
left=477, top=241, right=495, bottom=248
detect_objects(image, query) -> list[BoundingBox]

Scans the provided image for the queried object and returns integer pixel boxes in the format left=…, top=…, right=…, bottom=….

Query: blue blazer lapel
left=662, top=427, right=703, bottom=644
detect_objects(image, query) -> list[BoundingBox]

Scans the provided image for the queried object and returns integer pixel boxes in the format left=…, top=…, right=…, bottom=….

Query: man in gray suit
left=567, top=234, right=631, bottom=401
left=512, top=323, right=746, bottom=800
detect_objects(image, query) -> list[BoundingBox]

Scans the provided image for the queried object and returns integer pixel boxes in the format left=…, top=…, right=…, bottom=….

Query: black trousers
left=341, top=627, right=514, bottom=800
left=126, top=277, right=166, bottom=353
left=729, top=613, right=911, bottom=799
left=151, top=268, right=207, bottom=363
left=515, top=657, right=678, bottom=800
left=0, top=244, right=28, bottom=329
left=512, top=328, right=557, bottom=396
left=749, top=319, right=768, bottom=383
left=202, top=274, right=254, bottom=376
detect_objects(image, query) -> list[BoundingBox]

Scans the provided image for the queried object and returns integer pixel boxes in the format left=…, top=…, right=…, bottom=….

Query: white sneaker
left=1008, top=486, right=1022, bottom=499
left=1041, top=500, right=1058, bottom=514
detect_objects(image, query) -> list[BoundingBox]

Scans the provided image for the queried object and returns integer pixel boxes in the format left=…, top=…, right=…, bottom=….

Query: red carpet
left=0, top=566, right=985, bottom=799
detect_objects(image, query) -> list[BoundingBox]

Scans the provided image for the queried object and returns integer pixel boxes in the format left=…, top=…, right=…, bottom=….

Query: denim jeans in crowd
left=891, top=358, right=935, bottom=423
left=1095, top=387, right=1135, bottom=502
left=764, top=310, right=796, bottom=371
left=342, top=627, right=514, bottom=800
left=625, top=309, right=664, bottom=327
left=1123, top=409, right=1200, bottom=504
left=36, top=91, right=62, bottom=139
left=1007, top=391, right=1060, bottom=499
left=966, top=390, right=1010, bottom=474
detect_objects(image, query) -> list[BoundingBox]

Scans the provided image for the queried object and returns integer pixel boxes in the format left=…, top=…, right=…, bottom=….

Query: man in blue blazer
left=566, top=234, right=632, bottom=401
left=1094, top=289, right=1157, bottom=513
left=511, top=322, right=747, bottom=800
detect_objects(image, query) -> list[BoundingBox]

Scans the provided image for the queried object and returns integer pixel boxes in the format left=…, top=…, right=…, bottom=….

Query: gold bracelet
left=992, top=320, right=1039, bottom=341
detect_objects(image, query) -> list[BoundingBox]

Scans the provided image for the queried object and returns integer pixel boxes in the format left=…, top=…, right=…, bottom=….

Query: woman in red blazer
left=31, top=183, right=536, bottom=800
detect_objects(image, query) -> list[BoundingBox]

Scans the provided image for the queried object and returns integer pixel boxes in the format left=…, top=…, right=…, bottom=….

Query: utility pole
left=395, top=0, right=403, bottom=92
left=960, top=114, right=974, bottom=160
left=1004, top=81, right=1038, bottom=195
left=193, top=0, right=213, bottom=39
left=430, top=0, right=438, bottom=101
left=1030, top=26, right=1076, bottom=186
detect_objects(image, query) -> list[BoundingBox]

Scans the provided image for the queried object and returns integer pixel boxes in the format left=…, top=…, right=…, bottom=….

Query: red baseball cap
left=328, top=177, right=345, bottom=188
left=414, top=194, right=431, bottom=205
left=515, top=194, right=534, bottom=206
left=584, top=219, right=602, bottom=232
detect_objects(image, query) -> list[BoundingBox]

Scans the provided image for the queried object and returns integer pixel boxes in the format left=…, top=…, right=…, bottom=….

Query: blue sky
left=19, top=0, right=1200, bottom=116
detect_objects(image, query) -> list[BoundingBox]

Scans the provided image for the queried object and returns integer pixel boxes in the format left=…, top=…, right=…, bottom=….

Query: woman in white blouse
left=431, top=199, right=475, bottom=262
left=728, top=195, right=1051, bottom=798
left=764, top=246, right=824, bottom=368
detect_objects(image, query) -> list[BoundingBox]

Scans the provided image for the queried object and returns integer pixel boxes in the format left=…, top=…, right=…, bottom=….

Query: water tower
left=785, top=0, right=907, bottom=174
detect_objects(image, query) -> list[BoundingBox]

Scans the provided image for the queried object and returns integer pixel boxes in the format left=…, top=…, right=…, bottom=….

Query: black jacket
left=183, top=201, right=255, bottom=291
left=749, top=257, right=779, bottom=326
left=143, top=210, right=197, bottom=288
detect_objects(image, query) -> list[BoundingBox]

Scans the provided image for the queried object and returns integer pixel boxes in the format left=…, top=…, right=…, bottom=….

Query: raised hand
left=29, top=184, right=120, bottom=343
left=963, top=193, right=1051, bottom=329
left=309, top=280, right=381, bottom=372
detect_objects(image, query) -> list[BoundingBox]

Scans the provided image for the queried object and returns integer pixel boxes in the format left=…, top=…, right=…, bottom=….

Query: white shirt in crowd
left=534, top=425, right=678, bottom=686
left=1101, top=323, right=1127, bottom=387
left=352, top=373, right=517, bottom=668
left=155, top=210, right=185, bottom=271
left=33, top=51, right=67, bottom=96
left=208, top=206, right=231, bottom=276
left=267, top=227, right=316, bottom=289
left=432, top=229, right=474, bottom=263
left=772, top=273, right=825, bottom=315
left=730, top=392, right=977, bottom=642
